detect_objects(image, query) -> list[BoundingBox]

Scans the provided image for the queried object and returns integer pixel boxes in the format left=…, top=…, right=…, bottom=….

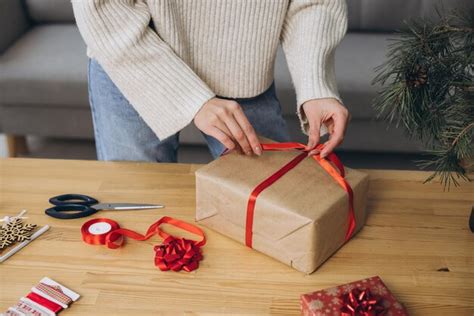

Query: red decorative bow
left=105, top=216, right=206, bottom=272
left=340, top=288, right=386, bottom=316
left=154, top=236, right=203, bottom=272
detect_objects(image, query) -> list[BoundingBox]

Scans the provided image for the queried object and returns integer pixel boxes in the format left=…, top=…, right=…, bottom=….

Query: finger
left=307, top=149, right=321, bottom=157
left=320, top=113, right=347, bottom=158
left=215, top=120, right=233, bottom=140
left=215, top=121, right=244, bottom=153
left=344, top=113, right=352, bottom=134
left=225, top=116, right=252, bottom=155
left=233, top=108, right=261, bottom=155
left=306, top=120, right=321, bottom=150
left=325, top=119, right=335, bottom=135
left=206, top=126, right=236, bottom=151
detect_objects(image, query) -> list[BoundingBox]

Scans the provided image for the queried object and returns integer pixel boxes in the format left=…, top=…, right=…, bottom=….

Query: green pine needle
left=372, top=7, right=473, bottom=189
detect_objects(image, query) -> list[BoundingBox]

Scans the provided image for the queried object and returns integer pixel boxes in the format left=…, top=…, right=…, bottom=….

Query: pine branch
left=372, top=7, right=474, bottom=189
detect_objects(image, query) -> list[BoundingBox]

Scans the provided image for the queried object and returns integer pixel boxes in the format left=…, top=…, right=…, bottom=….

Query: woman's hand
left=194, top=97, right=262, bottom=155
left=302, top=98, right=350, bottom=158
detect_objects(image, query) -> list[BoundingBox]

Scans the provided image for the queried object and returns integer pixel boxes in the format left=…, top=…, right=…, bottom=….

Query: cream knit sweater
left=72, top=0, right=347, bottom=140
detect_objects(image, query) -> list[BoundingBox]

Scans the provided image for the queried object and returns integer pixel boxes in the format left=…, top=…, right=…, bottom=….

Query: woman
left=72, top=0, right=349, bottom=162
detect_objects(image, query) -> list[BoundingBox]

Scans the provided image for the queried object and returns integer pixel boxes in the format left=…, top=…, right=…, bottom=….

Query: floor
left=14, top=136, right=429, bottom=170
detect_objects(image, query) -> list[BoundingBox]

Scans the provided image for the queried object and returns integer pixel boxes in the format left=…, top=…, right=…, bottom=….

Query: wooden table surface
left=0, top=158, right=473, bottom=315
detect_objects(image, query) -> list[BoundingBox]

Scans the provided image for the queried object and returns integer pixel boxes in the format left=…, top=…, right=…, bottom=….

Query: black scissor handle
left=45, top=204, right=99, bottom=219
left=49, top=194, right=98, bottom=206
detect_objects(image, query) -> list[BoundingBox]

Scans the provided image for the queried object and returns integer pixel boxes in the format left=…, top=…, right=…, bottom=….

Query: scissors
left=45, top=193, right=164, bottom=219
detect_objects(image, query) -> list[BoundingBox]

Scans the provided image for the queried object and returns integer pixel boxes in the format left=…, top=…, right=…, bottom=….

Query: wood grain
left=0, top=158, right=472, bottom=315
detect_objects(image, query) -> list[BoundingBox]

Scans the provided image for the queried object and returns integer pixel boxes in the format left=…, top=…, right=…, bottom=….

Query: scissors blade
left=94, top=203, right=164, bottom=211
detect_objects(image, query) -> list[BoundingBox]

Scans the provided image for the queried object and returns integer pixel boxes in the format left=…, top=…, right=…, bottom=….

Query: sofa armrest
left=0, top=0, right=30, bottom=54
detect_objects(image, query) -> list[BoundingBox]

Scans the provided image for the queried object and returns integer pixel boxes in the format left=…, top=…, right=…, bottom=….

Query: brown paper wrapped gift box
left=195, top=147, right=369, bottom=274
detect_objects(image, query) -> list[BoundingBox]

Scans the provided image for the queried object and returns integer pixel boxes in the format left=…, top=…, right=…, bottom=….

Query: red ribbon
left=81, top=218, right=122, bottom=245
left=340, top=288, right=386, bottom=316
left=105, top=216, right=206, bottom=272
left=154, top=237, right=203, bottom=272
left=26, top=292, right=62, bottom=313
left=245, top=142, right=355, bottom=248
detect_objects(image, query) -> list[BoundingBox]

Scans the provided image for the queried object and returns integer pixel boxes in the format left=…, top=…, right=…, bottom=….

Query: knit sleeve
left=281, top=0, right=347, bottom=135
left=71, top=0, right=215, bottom=140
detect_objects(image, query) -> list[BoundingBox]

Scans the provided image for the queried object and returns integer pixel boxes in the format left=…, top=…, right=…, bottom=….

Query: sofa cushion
left=275, top=32, right=391, bottom=120
left=0, top=0, right=30, bottom=54
left=335, top=32, right=392, bottom=119
left=0, top=24, right=389, bottom=120
left=26, top=0, right=75, bottom=23
left=0, top=25, right=88, bottom=108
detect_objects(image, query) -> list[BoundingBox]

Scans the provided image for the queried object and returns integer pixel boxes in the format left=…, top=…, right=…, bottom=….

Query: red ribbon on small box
left=301, top=276, right=407, bottom=316
left=245, top=142, right=356, bottom=248
left=340, top=288, right=386, bottom=316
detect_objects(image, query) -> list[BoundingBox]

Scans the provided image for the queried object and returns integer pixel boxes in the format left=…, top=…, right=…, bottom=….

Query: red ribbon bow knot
left=154, top=236, right=203, bottom=272
left=340, top=288, right=386, bottom=316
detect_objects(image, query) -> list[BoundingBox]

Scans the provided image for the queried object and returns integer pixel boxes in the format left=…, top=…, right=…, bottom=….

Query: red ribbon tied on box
left=340, top=288, right=386, bottom=316
left=245, top=142, right=356, bottom=248
left=82, top=216, right=206, bottom=272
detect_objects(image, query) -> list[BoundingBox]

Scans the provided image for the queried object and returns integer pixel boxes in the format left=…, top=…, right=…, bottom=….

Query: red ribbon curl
left=245, top=142, right=356, bottom=248
left=340, top=288, right=386, bottom=316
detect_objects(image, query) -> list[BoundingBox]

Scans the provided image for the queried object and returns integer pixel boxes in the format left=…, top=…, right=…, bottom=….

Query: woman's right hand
left=194, top=97, right=262, bottom=155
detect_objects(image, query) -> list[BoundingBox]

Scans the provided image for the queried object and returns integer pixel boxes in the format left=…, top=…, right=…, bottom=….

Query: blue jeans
left=88, top=59, right=290, bottom=162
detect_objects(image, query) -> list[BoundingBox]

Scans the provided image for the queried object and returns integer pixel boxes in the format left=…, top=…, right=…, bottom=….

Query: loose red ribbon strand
left=104, top=216, right=206, bottom=272
left=105, top=216, right=206, bottom=249
left=245, top=142, right=356, bottom=248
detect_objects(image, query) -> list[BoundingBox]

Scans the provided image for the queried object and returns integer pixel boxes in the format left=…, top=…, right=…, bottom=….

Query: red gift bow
left=340, top=288, right=386, bottom=316
left=105, top=216, right=206, bottom=272
left=245, top=142, right=356, bottom=248
left=154, top=236, right=203, bottom=272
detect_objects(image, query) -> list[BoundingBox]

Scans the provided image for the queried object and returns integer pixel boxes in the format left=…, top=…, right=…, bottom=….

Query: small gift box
left=195, top=142, right=369, bottom=273
left=301, top=276, right=408, bottom=316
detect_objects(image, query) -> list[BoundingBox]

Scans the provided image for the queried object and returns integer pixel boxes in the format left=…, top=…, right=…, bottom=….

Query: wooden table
left=0, top=158, right=473, bottom=315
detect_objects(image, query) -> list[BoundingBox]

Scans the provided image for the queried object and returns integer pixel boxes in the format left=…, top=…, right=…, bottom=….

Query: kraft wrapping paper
left=195, top=148, right=369, bottom=274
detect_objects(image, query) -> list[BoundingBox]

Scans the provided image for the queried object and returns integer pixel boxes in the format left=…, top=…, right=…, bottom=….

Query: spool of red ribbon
left=81, top=218, right=122, bottom=246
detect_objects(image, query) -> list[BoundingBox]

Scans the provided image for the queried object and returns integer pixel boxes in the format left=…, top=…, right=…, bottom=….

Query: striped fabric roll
left=35, top=283, right=73, bottom=306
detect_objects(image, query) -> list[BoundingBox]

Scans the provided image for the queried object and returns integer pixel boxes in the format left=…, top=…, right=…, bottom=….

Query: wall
left=0, top=135, right=7, bottom=157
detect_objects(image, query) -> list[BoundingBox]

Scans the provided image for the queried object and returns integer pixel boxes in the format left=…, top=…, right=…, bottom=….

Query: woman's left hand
left=302, top=98, right=350, bottom=158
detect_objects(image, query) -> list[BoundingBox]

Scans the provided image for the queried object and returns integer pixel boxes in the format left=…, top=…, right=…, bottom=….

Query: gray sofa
left=1, top=0, right=470, bottom=157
